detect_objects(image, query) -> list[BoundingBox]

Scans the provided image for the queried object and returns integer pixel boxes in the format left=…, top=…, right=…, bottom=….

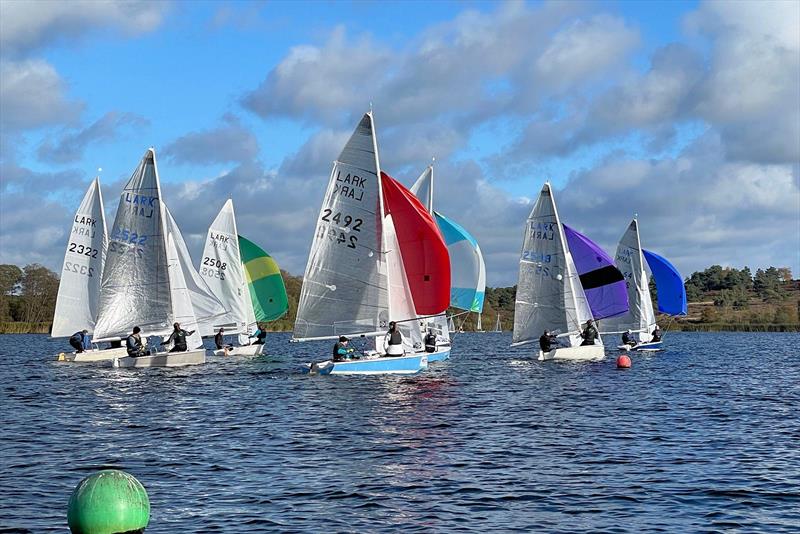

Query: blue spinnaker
left=643, top=249, right=687, bottom=315
left=434, top=212, right=486, bottom=313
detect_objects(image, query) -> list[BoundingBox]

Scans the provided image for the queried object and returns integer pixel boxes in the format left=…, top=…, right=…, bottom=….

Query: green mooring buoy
left=67, top=470, right=150, bottom=534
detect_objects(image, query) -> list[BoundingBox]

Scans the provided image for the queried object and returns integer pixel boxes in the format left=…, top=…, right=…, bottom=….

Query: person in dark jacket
left=621, top=330, right=637, bottom=347
left=332, top=336, right=355, bottom=362
left=424, top=329, right=437, bottom=353
left=161, top=322, right=195, bottom=352
left=126, top=326, right=147, bottom=357
left=69, top=330, right=90, bottom=353
left=385, top=321, right=404, bottom=356
left=651, top=325, right=662, bottom=342
left=539, top=330, right=557, bottom=352
left=580, top=320, right=599, bottom=346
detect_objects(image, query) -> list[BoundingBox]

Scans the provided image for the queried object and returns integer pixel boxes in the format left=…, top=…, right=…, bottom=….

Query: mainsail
left=239, top=235, right=288, bottom=322
left=94, top=149, right=172, bottom=339
left=643, top=249, right=687, bottom=316
left=293, top=112, right=389, bottom=340
left=200, top=200, right=252, bottom=334
left=512, top=183, right=594, bottom=348
left=601, top=219, right=656, bottom=341
left=434, top=212, right=486, bottom=313
left=563, top=224, right=628, bottom=320
left=52, top=178, right=108, bottom=337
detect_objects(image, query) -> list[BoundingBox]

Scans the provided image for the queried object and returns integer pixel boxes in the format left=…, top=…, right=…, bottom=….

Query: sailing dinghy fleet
left=51, top=109, right=685, bottom=372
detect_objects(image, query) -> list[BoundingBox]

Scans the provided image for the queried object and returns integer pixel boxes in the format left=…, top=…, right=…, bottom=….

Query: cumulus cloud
left=0, top=0, right=170, bottom=57
left=0, top=59, right=83, bottom=131
left=36, top=111, right=148, bottom=164
left=162, top=114, right=260, bottom=165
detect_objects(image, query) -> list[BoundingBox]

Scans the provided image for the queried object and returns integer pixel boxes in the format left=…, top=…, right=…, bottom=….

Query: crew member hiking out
left=69, top=330, right=90, bottom=353
left=385, top=321, right=404, bottom=356
left=580, top=320, right=599, bottom=346
left=161, top=322, right=195, bottom=353
left=539, top=330, right=557, bottom=352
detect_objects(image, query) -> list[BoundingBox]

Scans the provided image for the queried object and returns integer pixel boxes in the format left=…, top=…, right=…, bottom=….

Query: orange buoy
left=617, top=355, right=632, bottom=368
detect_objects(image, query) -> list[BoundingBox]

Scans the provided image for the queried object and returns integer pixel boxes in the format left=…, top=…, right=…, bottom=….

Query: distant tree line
left=684, top=265, right=794, bottom=304
left=0, top=264, right=60, bottom=324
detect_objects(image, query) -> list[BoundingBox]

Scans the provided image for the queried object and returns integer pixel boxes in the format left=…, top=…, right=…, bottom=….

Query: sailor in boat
left=539, top=330, right=558, bottom=352
left=424, top=328, right=437, bottom=353
left=214, top=327, right=233, bottom=353
left=126, top=326, right=148, bottom=357
left=161, top=322, right=195, bottom=353
left=650, top=325, right=662, bottom=343
left=621, top=330, right=637, bottom=348
left=251, top=328, right=267, bottom=345
left=69, top=330, right=90, bottom=353
left=580, top=320, right=600, bottom=346
left=332, top=336, right=356, bottom=362
left=384, top=321, right=404, bottom=356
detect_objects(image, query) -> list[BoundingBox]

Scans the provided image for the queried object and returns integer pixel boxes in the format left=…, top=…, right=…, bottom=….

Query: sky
left=1, top=0, right=798, bottom=286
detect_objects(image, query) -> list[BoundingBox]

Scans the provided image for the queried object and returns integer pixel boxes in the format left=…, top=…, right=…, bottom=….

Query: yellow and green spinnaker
left=238, top=235, right=288, bottom=322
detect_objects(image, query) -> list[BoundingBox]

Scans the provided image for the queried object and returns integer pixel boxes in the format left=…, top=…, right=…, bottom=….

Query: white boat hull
left=617, top=341, right=663, bottom=352
left=538, top=344, right=605, bottom=361
left=113, top=349, right=206, bottom=368
left=212, top=344, right=264, bottom=357
left=56, top=347, right=128, bottom=362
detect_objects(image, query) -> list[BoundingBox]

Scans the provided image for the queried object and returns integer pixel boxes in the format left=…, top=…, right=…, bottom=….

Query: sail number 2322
left=316, top=209, right=362, bottom=249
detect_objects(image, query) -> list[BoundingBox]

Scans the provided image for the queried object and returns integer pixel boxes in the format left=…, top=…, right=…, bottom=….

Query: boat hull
left=113, top=349, right=206, bottom=368
left=617, top=341, right=663, bottom=351
left=212, top=344, right=264, bottom=357
left=56, top=347, right=129, bottom=362
left=426, top=347, right=451, bottom=362
left=306, top=353, right=429, bottom=375
left=538, top=344, right=605, bottom=361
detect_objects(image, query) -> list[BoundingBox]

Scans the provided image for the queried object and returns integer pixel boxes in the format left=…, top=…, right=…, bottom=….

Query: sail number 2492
left=316, top=209, right=362, bottom=249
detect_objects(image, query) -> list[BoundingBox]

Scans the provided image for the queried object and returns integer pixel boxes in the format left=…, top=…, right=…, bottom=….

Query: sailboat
left=603, top=219, right=686, bottom=351
left=512, top=183, right=604, bottom=361
left=200, top=200, right=288, bottom=356
left=410, top=163, right=487, bottom=358
left=92, top=148, right=227, bottom=368
left=52, top=178, right=126, bottom=362
left=294, top=112, right=449, bottom=375
left=494, top=314, right=502, bottom=332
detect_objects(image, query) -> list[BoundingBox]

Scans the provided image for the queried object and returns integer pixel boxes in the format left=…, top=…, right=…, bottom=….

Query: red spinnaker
left=381, top=172, right=451, bottom=315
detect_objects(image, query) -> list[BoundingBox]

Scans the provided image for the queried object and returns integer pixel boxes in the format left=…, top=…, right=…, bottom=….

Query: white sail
left=384, top=214, right=423, bottom=351
left=410, top=165, right=433, bottom=213
left=52, top=178, right=108, bottom=337
left=163, top=206, right=228, bottom=338
left=512, top=183, right=596, bottom=347
left=476, top=313, right=483, bottom=331
left=601, top=219, right=656, bottom=342
left=448, top=315, right=456, bottom=331
left=164, top=221, right=203, bottom=350
left=199, top=199, right=254, bottom=336
left=293, top=112, right=389, bottom=340
left=94, top=149, right=173, bottom=339
left=494, top=314, right=502, bottom=332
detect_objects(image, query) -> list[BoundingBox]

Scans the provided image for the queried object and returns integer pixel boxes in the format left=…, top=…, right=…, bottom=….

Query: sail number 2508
left=317, top=209, right=362, bottom=249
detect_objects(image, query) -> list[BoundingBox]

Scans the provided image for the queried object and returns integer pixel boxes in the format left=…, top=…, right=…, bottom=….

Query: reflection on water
left=1, top=332, right=799, bottom=532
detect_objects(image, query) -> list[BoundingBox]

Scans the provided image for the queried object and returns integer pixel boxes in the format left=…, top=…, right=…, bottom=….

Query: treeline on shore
left=1, top=263, right=797, bottom=335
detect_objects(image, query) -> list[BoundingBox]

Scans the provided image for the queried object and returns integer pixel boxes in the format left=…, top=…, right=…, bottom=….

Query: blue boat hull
left=617, top=341, right=663, bottom=351
left=426, top=348, right=451, bottom=363
left=305, top=353, right=429, bottom=375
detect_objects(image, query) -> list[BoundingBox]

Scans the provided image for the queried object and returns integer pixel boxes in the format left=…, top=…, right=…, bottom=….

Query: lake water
left=1, top=332, right=798, bottom=532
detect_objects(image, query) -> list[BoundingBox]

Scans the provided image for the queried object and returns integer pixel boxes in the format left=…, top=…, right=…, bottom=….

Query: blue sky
left=1, top=0, right=798, bottom=285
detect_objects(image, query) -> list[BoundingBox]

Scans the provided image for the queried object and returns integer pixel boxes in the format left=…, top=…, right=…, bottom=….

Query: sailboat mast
left=370, top=111, right=389, bottom=332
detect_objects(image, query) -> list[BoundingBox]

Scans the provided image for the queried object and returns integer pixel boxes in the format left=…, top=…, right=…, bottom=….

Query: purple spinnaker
left=563, top=224, right=629, bottom=319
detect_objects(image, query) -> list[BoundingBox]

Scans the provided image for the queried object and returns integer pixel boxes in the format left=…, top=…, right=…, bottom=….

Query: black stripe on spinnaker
left=579, top=265, right=624, bottom=290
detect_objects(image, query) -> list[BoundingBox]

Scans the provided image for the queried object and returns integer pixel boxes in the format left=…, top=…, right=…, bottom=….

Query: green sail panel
left=238, top=235, right=288, bottom=322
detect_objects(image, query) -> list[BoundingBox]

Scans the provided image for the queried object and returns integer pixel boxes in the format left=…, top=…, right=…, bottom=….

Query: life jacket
left=172, top=329, right=187, bottom=348
left=70, top=332, right=83, bottom=343
left=388, top=330, right=402, bottom=345
left=332, top=342, right=345, bottom=361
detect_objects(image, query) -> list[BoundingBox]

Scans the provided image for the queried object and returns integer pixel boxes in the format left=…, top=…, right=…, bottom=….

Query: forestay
left=200, top=200, right=251, bottom=335
left=601, top=219, right=655, bottom=342
left=643, top=249, right=687, bottom=316
left=434, top=212, right=486, bottom=313
left=94, top=149, right=173, bottom=339
left=293, top=113, right=389, bottom=340
left=52, top=178, right=108, bottom=337
left=512, top=183, right=593, bottom=348
left=563, top=224, right=628, bottom=320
